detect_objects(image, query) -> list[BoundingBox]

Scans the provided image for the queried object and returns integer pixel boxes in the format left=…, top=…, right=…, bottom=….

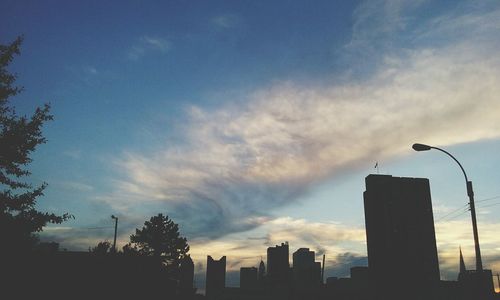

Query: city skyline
left=1, top=0, right=500, bottom=291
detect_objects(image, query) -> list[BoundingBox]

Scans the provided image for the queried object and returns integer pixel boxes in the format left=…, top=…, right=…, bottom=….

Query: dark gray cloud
left=325, top=252, right=368, bottom=279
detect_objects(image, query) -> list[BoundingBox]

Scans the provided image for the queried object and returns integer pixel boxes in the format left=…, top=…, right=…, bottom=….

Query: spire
left=459, top=246, right=466, bottom=274
left=258, top=259, right=266, bottom=283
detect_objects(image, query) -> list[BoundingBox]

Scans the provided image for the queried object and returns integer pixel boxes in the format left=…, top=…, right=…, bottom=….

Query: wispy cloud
left=40, top=214, right=145, bottom=251
left=128, top=36, right=170, bottom=60
left=83, top=65, right=98, bottom=75
left=187, top=217, right=500, bottom=286
left=349, top=0, right=426, bottom=46
left=99, top=0, right=500, bottom=248
left=187, top=217, right=366, bottom=269
left=211, top=14, right=240, bottom=29
left=106, top=43, right=500, bottom=237
left=54, top=181, right=94, bottom=192
left=187, top=216, right=367, bottom=289
left=63, top=149, right=82, bottom=159
left=435, top=219, right=500, bottom=280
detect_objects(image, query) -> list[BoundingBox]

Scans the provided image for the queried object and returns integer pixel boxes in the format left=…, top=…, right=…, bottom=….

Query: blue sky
left=2, top=0, right=500, bottom=289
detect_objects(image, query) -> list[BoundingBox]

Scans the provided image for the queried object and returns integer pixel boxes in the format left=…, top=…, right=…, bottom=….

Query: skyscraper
left=363, top=174, right=440, bottom=297
left=267, top=242, right=290, bottom=285
left=206, top=256, right=226, bottom=299
left=292, top=248, right=321, bottom=287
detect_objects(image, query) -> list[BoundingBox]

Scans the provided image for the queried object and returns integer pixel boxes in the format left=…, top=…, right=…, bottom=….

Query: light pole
left=412, top=143, right=483, bottom=272
left=111, top=215, right=118, bottom=253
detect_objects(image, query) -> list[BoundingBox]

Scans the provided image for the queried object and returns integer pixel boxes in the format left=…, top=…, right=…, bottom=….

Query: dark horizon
left=3, top=173, right=498, bottom=299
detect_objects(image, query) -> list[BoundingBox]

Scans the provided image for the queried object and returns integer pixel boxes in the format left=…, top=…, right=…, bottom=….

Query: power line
left=435, top=195, right=500, bottom=223
left=435, top=204, right=469, bottom=222
left=476, top=202, right=500, bottom=209
left=476, top=195, right=500, bottom=203
left=442, top=211, right=469, bottom=222
left=67, top=226, right=114, bottom=230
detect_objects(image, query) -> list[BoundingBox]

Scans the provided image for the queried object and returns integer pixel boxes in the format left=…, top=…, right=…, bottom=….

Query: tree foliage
left=0, top=36, right=71, bottom=252
left=128, top=213, right=190, bottom=269
left=90, top=241, right=112, bottom=255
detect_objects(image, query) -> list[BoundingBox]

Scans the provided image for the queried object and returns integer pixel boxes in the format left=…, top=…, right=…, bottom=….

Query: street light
left=111, top=215, right=118, bottom=253
left=412, top=143, right=483, bottom=271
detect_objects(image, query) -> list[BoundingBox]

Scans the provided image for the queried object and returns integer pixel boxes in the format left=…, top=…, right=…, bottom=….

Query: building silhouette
left=258, top=259, right=266, bottom=286
left=206, top=255, right=226, bottom=299
left=179, top=254, right=195, bottom=296
left=267, top=242, right=290, bottom=284
left=363, top=174, right=440, bottom=299
left=292, top=248, right=321, bottom=288
left=458, top=248, right=496, bottom=299
left=240, top=267, right=258, bottom=290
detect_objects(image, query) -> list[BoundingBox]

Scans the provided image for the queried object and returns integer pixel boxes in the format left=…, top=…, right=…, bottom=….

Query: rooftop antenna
left=374, top=161, right=379, bottom=174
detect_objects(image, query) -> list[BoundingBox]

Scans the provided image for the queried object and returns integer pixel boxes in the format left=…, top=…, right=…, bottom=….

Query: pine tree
left=0, top=36, right=71, bottom=252
left=128, top=213, right=190, bottom=274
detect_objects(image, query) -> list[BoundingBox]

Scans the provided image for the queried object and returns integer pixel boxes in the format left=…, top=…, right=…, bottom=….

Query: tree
left=122, top=242, right=139, bottom=255
left=0, top=36, right=71, bottom=252
left=89, top=241, right=112, bottom=255
left=128, top=214, right=190, bottom=272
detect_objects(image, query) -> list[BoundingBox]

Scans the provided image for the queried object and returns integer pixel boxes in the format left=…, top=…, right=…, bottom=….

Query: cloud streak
left=211, top=14, right=240, bottom=29
left=128, top=36, right=170, bottom=60
left=99, top=1, right=500, bottom=241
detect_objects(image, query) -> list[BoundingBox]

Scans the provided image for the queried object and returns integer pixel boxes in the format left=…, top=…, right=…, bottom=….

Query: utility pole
left=466, top=180, right=483, bottom=271
left=111, top=215, right=118, bottom=253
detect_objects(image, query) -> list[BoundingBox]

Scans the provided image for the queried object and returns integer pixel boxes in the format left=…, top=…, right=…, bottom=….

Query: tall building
left=206, top=256, right=226, bottom=299
left=363, top=174, right=440, bottom=297
left=292, top=248, right=321, bottom=287
left=267, top=242, right=290, bottom=284
left=179, top=255, right=195, bottom=295
left=240, top=267, right=258, bottom=290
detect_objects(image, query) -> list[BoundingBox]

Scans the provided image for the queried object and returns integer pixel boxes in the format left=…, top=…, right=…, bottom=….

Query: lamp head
left=412, top=143, right=432, bottom=151
left=111, top=215, right=116, bottom=219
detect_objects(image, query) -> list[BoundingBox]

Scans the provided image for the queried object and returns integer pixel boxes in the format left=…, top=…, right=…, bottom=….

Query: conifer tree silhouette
left=128, top=213, right=190, bottom=277
left=0, top=36, right=71, bottom=253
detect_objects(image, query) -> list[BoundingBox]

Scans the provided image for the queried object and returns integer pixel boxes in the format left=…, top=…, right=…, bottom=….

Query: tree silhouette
left=129, top=213, right=190, bottom=273
left=0, top=36, right=71, bottom=252
left=122, top=242, right=140, bottom=255
left=90, top=240, right=112, bottom=255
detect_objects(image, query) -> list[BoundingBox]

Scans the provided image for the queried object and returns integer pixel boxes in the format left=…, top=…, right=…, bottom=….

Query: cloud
left=211, top=14, right=240, bottom=29
left=40, top=226, right=112, bottom=250
left=84, top=66, right=98, bottom=75
left=186, top=216, right=367, bottom=290
left=435, top=219, right=500, bottom=280
left=63, top=149, right=82, bottom=159
left=39, top=214, right=149, bottom=251
left=349, top=0, right=427, bottom=46
left=128, top=36, right=170, bottom=60
left=184, top=216, right=500, bottom=288
left=99, top=1, right=500, bottom=242
left=344, top=0, right=429, bottom=71
left=55, top=181, right=94, bottom=192
left=187, top=217, right=366, bottom=269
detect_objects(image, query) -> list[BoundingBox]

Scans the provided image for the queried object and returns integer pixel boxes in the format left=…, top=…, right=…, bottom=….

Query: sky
left=1, top=0, right=500, bottom=290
